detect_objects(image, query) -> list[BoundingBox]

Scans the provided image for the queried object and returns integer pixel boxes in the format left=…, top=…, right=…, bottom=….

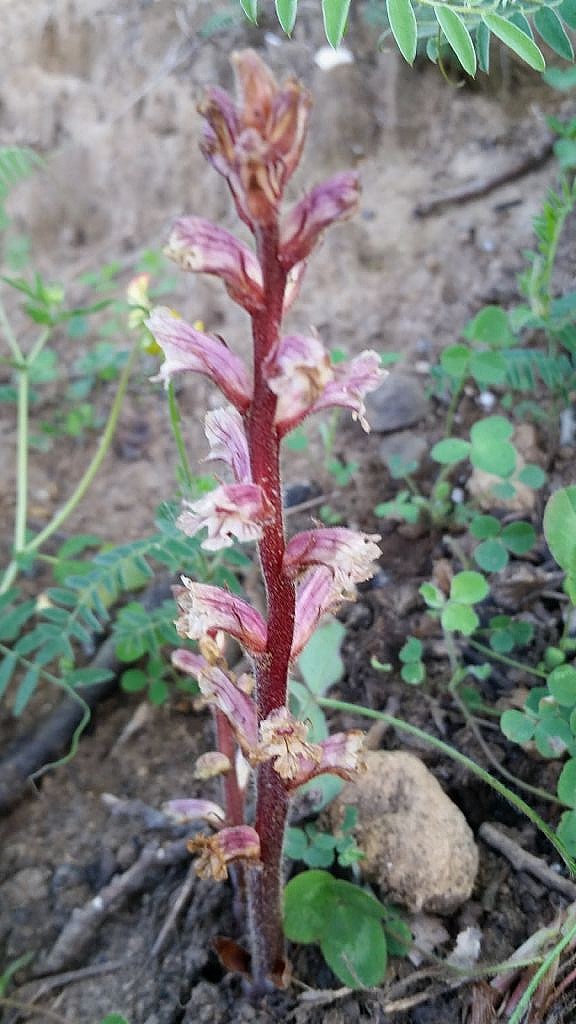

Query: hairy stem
left=245, top=221, right=294, bottom=988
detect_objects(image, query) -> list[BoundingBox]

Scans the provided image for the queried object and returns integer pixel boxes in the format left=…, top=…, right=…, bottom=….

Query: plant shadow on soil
left=2, top=1, right=576, bottom=1022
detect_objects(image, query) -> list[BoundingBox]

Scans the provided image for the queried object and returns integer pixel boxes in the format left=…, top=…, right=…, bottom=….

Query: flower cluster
left=146, top=50, right=384, bottom=989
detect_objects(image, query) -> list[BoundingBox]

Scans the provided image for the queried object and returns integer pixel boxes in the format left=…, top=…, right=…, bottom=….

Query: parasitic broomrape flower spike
left=164, top=217, right=264, bottom=313
left=284, top=527, right=382, bottom=592
left=188, top=825, right=261, bottom=881
left=285, top=730, right=366, bottom=791
left=177, top=483, right=273, bottom=550
left=174, top=581, right=267, bottom=655
left=146, top=307, right=252, bottom=412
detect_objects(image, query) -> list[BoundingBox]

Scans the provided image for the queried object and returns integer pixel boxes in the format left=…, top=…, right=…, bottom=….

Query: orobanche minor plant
left=144, top=51, right=384, bottom=991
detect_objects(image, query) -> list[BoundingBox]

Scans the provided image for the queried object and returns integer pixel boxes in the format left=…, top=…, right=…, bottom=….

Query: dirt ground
left=1, top=1, right=576, bottom=1022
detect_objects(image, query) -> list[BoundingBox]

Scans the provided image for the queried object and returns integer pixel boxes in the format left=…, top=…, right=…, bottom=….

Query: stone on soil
left=329, top=750, right=479, bottom=913
left=366, top=374, right=428, bottom=433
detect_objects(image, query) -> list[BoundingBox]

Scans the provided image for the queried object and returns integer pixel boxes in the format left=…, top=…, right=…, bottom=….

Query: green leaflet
left=240, top=0, right=258, bottom=23
left=275, top=0, right=298, bottom=34
left=482, top=14, right=545, bottom=72
left=387, top=0, right=417, bottom=64
left=434, top=5, right=476, bottom=76
left=322, top=0, right=351, bottom=47
left=534, top=6, right=574, bottom=60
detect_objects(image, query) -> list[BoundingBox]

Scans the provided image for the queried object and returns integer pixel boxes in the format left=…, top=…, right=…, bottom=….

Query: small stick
left=150, top=862, right=197, bottom=959
left=479, top=822, right=576, bottom=899
left=38, top=838, right=191, bottom=975
left=17, top=959, right=129, bottom=1003
left=414, top=139, right=553, bottom=218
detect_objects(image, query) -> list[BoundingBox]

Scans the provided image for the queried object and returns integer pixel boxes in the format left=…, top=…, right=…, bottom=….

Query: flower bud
left=284, top=527, right=381, bottom=592
left=194, top=751, right=232, bottom=780
left=162, top=798, right=225, bottom=826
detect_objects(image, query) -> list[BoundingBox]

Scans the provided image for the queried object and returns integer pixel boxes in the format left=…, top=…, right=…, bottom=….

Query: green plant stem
left=317, top=697, right=576, bottom=874
left=0, top=296, right=23, bottom=363
left=167, top=380, right=195, bottom=494
left=445, top=377, right=464, bottom=435
left=14, top=364, right=29, bottom=561
left=508, top=911, right=576, bottom=1024
left=469, top=639, right=547, bottom=679
left=0, top=339, right=140, bottom=596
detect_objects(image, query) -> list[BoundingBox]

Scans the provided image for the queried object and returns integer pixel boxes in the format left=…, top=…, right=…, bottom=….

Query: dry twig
left=479, top=822, right=576, bottom=900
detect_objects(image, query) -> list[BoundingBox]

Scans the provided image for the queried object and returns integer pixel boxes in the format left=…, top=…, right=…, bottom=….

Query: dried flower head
left=188, top=825, right=261, bottom=881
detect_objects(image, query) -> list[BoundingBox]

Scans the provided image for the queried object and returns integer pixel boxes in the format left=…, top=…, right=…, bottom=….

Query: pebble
left=366, top=374, right=429, bottom=433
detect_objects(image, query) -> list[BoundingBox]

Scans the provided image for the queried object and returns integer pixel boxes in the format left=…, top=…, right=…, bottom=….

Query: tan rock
left=329, top=750, right=478, bottom=914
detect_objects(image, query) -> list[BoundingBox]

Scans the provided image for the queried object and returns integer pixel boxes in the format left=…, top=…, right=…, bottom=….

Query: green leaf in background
left=430, top=438, right=470, bottom=465
left=469, top=351, right=507, bottom=386
left=276, top=0, right=298, bottom=34
left=320, top=904, right=387, bottom=988
left=545, top=66, right=576, bottom=90
left=387, top=0, right=417, bottom=64
left=99, top=1016, right=130, bottom=1024
left=508, top=10, right=534, bottom=40
left=501, top=709, right=536, bottom=745
left=434, top=5, right=476, bottom=76
left=441, top=603, right=479, bottom=636
left=544, top=487, right=576, bottom=576
left=322, top=0, right=351, bottom=47
left=481, top=14, right=545, bottom=72
left=474, top=539, right=508, bottom=572
left=297, top=619, right=345, bottom=696
left=240, top=0, right=258, bottom=23
left=470, top=416, right=516, bottom=478
left=548, top=664, right=576, bottom=706
left=534, top=7, right=574, bottom=60
left=464, top=305, right=514, bottom=348
left=13, top=666, right=40, bottom=716
left=283, top=869, right=334, bottom=942
left=441, top=343, right=470, bottom=377
left=560, top=0, right=576, bottom=30
left=557, top=757, right=576, bottom=806
left=450, top=570, right=488, bottom=605
left=501, top=521, right=536, bottom=556
left=476, top=21, right=491, bottom=73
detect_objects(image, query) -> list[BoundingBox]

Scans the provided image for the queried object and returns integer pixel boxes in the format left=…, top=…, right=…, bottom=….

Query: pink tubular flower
left=265, top=333, right=333, bottom=425
left=199, top=50, right=311, bottom=227
left=204, top=406, right=251, bottom=485
left=174, top=581, right=267, bottom=655
left=284, top=528, right=382, bottom=593
left=173, top=649, right=259, bottom=752
left=258, top=707, right=321, bottom=780
left=286, top=731, right=366, bottom=791
left=280, top=172, right=360, bottom=270
left=188, top=825, right=261, bottom=881
left=164, top=217, right=264, bottom=313
left=163, top=797, right=226, bottom=826
left=291, top=566, right=343, bottom=660
left=146, top=307, right=252, bottom=412
left=177, top=483, right=273, bottom=551
left=273, top=344, right=386, bottom=435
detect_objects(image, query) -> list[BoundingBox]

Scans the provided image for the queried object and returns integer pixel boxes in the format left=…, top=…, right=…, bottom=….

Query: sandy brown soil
left=2, top=2, right=576, bottom=1022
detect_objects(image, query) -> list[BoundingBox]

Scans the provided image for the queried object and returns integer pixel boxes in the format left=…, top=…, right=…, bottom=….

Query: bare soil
left=1, top=2, right=576, bottom=1022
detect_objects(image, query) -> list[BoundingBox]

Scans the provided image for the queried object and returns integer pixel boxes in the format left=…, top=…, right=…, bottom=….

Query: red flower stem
left=246, top=220, right=295, bottom=987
